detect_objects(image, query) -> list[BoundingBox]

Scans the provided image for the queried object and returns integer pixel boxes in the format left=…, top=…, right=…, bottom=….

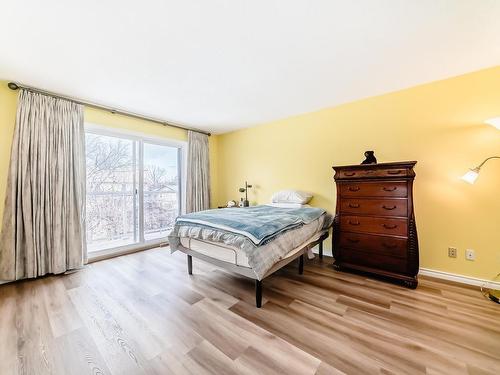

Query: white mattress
left=180, top=237, right=251, bottom=267
left=180, top=229, right=326, bottom=269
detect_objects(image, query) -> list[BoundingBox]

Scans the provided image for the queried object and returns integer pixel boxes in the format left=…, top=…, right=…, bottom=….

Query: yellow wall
left=215, top=66, right=500, bottom=280
left=0, top=81, right=219, bottom=222
left=84, top=107, right=188, bottom=141
left=0, top=83, right=17, bottom=222
left=2, top=66, right=499, bottom=280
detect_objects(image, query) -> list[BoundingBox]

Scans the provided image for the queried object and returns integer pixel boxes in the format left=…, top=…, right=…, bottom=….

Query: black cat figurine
left=361, top=151, right=377, bottom=165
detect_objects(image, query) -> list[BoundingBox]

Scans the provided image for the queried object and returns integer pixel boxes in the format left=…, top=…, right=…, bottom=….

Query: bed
left=168, top=204, right=333, bottom=307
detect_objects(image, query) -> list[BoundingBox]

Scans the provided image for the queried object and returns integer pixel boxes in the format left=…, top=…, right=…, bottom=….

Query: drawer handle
left=344, top=172, right=356, bottom=177
left=382, top=224, right=398, bottom=229
left=382, top=205, right=397, bottom=210
left=387, top=170, right=402, bottom=175
left=347, top=238, right=360, bottom=243
left=348, top=186, right=360, bottom=192
left=382, top=186, right=397, bottom=192
left=348, top=203, right=360, bottom=208
left=382, top=242, right=398, bottom=249
left=348, top=220, right=360, bottom=226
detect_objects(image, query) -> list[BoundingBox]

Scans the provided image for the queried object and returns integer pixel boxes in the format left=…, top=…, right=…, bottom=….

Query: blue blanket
left=174, top=205, right=325, bottom=245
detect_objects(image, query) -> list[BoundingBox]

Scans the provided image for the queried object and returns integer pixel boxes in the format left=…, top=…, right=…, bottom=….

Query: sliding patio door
left=143, top=142, right=181, bottom=241
left=85, top=127, right=184, bottom=254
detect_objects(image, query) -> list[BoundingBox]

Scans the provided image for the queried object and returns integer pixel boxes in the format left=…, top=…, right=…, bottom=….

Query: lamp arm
left=476, top=156, right=500, bottom=169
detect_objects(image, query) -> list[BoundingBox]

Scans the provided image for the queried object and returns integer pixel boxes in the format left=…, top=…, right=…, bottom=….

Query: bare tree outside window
left=143, top=142, right=179, bottom=241
left=85, top=133, right=180, bottom=252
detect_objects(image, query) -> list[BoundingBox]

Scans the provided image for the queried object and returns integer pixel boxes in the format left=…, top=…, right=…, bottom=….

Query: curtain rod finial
left=8, top=82, right=19, bottom=90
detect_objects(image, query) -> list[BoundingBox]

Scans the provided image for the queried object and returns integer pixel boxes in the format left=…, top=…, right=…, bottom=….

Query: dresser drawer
left=340, top=181, right=407, bottom=198
left=338, top=168, right=409, bottom=180
left=340, top=248, right=408, bottom=274
left=340, top=198, right=407, bottom=217
left=339, top=232, right=407, bottom=258
left=341, top=215, right=408, bottom=236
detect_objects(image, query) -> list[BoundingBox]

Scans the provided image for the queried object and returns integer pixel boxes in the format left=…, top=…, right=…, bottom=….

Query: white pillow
left=271, top=190, right=313, bottom=204
left=267, top=203, right=310, bottom=208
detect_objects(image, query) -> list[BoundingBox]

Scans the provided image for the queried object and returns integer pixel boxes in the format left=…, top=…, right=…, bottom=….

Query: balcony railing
left=86, top=190, right=179, bottom=251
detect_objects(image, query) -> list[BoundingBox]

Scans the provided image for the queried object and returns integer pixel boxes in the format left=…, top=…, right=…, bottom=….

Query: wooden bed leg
left=187, top=255, right=193, bottom=275
left=319, top=241, right=323, bottom=259
left=255, top=280, right=262, bottom=308
left=299, top=254, right=304, bottom=275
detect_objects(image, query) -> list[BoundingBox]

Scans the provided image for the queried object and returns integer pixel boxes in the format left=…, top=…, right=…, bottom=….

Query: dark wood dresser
left=332, top=161, right=419, bottom=288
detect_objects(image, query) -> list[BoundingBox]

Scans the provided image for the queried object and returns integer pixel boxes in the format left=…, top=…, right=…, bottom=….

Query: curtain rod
left=7, top=82, right=211, bottom=136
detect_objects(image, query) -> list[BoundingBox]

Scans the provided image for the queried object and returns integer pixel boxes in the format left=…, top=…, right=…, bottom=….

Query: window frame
left=84, top=122, right=187, bottom=260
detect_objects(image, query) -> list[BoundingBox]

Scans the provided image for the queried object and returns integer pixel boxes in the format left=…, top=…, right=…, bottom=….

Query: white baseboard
left=419, top=268, right=500, bottom=288
left=311, top=248, right=499, bottom=288
left=311, top=246, right=332, bottom=257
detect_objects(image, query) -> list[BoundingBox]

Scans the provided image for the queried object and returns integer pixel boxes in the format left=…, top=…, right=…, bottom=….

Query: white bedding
left=178, top=214, right=330, bottom=279
left=180, top=230, right=325, bottom=268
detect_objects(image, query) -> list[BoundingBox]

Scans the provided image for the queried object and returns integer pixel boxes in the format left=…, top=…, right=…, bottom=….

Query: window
left=85, top=125, right=185, bottom=254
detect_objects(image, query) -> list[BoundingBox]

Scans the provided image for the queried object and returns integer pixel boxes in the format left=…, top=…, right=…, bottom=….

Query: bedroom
left=0, top=1, right=499, bottom=374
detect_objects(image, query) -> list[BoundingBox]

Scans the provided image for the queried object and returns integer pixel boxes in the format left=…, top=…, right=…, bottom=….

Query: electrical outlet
left=448, top=247, right=457, bottom=258
left=465, top=249, right=475, bottom=261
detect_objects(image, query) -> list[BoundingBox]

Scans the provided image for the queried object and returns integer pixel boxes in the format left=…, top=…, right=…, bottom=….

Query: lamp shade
left=485, top=117, right=500, bottom=130
left=461, top=169, right=480, bottom=184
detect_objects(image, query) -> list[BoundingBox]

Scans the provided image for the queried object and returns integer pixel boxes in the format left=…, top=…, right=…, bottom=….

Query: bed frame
left=179, top=231, right=329, bottom=308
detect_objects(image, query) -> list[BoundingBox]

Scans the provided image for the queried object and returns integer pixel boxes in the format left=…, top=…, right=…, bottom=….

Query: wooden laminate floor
left=0, top=248, right=499, bottom=375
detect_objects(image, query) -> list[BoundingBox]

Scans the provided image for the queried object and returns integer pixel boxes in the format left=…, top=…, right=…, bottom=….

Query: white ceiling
left=1, top=1, right=500, bottom=134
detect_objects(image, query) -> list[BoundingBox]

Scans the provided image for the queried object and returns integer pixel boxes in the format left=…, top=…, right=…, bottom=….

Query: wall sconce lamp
left=461, top=156, right=500, bottom=184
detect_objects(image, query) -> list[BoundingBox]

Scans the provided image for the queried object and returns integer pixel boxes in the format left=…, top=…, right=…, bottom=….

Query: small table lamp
left=238, top=181, right=253, bottom=207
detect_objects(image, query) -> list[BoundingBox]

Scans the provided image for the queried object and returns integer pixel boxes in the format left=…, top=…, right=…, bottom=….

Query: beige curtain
left=0, top=90, right=86, bottom=281
left=186, top=130, right=210, bottom=213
